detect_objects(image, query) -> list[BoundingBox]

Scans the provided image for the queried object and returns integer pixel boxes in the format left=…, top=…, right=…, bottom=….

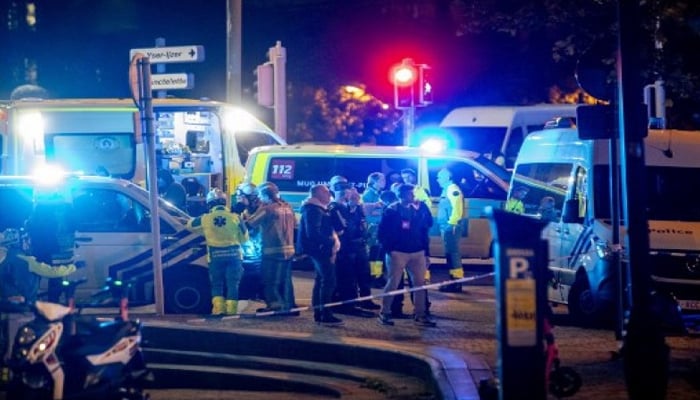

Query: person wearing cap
left=506, top=186, right=529, bottom=214
left=187, top=188, right=249, bottom=315
left=246, top=182, right=298, bottom=315
left=436, top=167, right=465, bottom=293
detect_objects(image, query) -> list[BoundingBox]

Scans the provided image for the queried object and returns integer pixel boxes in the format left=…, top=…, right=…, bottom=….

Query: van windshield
left=441, top=127, right=507, bottom=155
left=594, top=166, right=700, bottom=221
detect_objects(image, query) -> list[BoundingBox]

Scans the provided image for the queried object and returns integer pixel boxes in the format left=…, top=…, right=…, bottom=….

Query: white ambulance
left=508, top=127, right=700, bottom=325
left=0, top=98, right=284, bottom=214
left=246, top=144, right=511, bottom=260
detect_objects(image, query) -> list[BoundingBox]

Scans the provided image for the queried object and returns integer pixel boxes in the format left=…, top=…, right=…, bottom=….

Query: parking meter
left=486, top=207, right=548, bottom=400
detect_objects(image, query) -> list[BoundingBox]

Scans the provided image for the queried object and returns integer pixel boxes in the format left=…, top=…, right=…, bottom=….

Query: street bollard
left=486, top=207, right=548, bottom=400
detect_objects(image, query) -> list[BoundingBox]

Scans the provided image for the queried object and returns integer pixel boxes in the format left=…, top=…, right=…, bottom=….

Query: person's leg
left=405, top=251, right=428, bottom=319
left=440, top=226, right=464, bottom=292
left=225, top=258, right=244, bottom=315
left=280, top=258, right=296, bottom=311
left=334, top=252, right=355, bottom=306
left=380, top=251, right=407, bottom=320
left=261, top=256, right=285, bottom=310
left=208, top=257, right=225, bottom=315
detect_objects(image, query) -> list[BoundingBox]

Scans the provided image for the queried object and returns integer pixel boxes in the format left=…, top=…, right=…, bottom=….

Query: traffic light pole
left=269, top=41, right=287, bottom=141
left=403, top=104, right=415, bottom=146
left=617, top=1, right=669, bottom=398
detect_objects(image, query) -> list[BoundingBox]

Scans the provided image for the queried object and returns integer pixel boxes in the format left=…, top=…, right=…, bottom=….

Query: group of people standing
left=192, top=167, right=466, bottom=329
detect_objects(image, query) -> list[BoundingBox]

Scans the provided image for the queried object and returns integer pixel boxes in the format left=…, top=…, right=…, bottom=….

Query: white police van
left=508, top=127, right=700, bottom=326
left=0, top=174, right=261, bottom=314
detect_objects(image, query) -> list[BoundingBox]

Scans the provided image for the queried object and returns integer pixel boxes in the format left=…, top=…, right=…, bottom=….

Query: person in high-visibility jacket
left=436, top=168, right=465, bottom=293
left=188, top=188, right=249, bottom=315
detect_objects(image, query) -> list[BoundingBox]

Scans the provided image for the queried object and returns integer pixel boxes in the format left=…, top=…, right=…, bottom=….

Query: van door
left=70, top=187, right=163, bottom=300
left=509, top=162, right=571, bottom=303
left=559, top=165, right=589, bottom=286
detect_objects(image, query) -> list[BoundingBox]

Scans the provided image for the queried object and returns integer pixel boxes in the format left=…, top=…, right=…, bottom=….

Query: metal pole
left=226, top=0, right=242, bottom=104
left=403, top=105, right=415, bottom=146
left=270, top=41, right=287, bottom=141
left=616, top=1, right=668, bottom=398
left=155, top=37, right=166, bottom=99
left=137, top=58, right=165, bottom=316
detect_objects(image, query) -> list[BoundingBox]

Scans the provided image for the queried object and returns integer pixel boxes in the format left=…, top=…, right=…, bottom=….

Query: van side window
left=72, top=189, right=149, bottom=233
left=427, top=159, right=506, bottom=200
left=510, top=162, right=571, bottom=219
left=265, top=156, right=417, bottom=194
left=0, top=186, right=33, bottom=230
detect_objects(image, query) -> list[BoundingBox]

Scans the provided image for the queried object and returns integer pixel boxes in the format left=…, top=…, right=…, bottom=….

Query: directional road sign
left=129, top=45, right=205, bottom=64
left=151, top=73, right=195, bottom=90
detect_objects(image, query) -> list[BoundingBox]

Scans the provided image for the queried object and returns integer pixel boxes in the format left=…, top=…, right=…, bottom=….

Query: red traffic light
left=391, top=64, right=417, bottom=87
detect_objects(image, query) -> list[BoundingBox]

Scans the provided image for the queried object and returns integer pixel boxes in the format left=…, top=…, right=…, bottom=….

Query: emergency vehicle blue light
left=411, top=126, right=457, bottom=152
left=32, top=164, right=68, bottom=185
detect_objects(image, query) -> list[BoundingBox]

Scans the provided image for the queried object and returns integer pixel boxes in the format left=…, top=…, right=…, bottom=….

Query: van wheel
left=164, top=267, right=211, bottom=314
left=567, top=276, right=598, bottom=326
left=568, top=275, right=614, bottom=327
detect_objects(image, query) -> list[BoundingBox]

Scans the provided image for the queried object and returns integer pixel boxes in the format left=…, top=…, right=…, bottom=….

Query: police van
left=245, top=144, right=511, bottom=259
left=438, top=104, right=577, bottom=168
left=0, top=174, right=261, bottom=314
left=508, top=127, right=700, bottom=325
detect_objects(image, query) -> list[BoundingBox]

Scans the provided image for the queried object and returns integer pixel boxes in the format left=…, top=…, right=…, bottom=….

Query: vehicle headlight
left=594, top=238, right=622, bottom=261
left=17, top=326, right=36, bottom=345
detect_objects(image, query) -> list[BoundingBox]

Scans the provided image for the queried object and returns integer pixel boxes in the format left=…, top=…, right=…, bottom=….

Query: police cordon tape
left=187, top=271, right=496, bottom=323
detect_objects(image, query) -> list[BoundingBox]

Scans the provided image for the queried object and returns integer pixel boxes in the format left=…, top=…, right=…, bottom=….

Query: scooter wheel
left=549, top=366, right=582, bottom=398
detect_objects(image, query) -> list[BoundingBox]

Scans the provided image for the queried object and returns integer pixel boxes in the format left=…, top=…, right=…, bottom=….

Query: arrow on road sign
left=129, top=45, right=205, bottom=64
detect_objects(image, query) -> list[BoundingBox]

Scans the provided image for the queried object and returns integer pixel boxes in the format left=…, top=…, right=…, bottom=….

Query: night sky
left=1, top=1, right=576, bottom=125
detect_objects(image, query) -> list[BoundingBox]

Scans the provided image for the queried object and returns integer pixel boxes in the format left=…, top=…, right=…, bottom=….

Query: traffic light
left=254, top=62, right=274, bottom=108
left=418, top=64, right=433, bottom=106
left=392, top=60, right=417, bottom=109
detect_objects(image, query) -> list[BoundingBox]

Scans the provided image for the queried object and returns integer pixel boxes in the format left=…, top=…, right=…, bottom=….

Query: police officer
left=188, top=188, right=249, bottom=315
left=436, top=168, right=465, bottom=293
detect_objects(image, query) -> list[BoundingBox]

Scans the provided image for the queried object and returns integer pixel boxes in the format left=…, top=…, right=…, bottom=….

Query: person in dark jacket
left=377, top=184, right=436, bottom=327
left=297, top=184, right=343, bottom=326
left=329, top=185, right=377, bottom=316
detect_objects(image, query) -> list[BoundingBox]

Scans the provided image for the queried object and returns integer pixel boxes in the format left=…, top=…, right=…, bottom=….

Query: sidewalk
left=144, top=269, right=700, bottom=400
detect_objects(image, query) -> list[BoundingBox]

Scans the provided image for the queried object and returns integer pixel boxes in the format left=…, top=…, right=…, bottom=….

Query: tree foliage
left=289, top=85, right=404, bottom=145
left=450, top=0, right=700, bottom=128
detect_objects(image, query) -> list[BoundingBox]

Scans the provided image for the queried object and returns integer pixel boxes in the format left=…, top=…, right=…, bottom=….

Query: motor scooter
left=6, top=278, right=151, bottom=400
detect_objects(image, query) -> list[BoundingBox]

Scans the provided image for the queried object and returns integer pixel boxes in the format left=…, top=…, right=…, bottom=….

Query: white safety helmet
left=206, top=188, right=227, bottom=207
left=236, top=182, right=258, bottom=198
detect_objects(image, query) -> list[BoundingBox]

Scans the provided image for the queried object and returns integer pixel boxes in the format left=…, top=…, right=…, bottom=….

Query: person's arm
left=187, top=216, right=204, bottom=232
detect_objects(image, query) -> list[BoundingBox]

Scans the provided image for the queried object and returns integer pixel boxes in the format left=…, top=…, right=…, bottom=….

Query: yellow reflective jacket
left=188, top=205, right=249, bottom=248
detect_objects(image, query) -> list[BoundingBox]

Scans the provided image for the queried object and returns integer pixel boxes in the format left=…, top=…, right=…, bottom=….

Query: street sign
left=151, top=73, right=194, bottom=90
left=129, top=45, right=205, bottom=64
